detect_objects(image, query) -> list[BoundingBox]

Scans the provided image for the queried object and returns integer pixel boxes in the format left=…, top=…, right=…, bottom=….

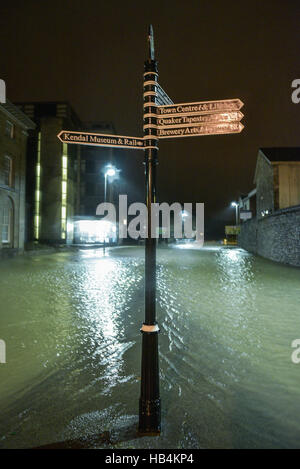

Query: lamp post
left=231, top=201, right=239, bottom=225
left=181, top=210, right=188, bottom=240
left=103, top=166, right=116, bottom=252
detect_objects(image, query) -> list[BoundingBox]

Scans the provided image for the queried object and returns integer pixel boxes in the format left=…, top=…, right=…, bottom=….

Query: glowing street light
left=104, top=165, right=117, bottom=204
left=181, top=210, right=189, bottom=218
left=105, top=167, right=116, bottom=177
left=181, top=210, right=189, bottom=240
left=231, top=201, right=239, bottom=225
left=103, top=165, right=118, bottom=252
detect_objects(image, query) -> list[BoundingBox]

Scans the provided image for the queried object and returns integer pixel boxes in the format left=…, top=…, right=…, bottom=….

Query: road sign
left=157, top=122, right=244, bottom=139
left=157, top=110, right=243, bottom=128
left=157, top=98, right=244, bottom=116
left=240, top=210, right=252, bottom=220
left=57, top=130, right=144, bottom=150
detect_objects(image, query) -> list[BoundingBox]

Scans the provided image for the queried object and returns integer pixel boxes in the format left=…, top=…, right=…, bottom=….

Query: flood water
left=0, top=244, right=300, bottom=449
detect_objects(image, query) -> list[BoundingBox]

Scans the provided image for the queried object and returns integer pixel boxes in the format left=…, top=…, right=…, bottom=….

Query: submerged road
left=0, top=244, right=300, bottom=448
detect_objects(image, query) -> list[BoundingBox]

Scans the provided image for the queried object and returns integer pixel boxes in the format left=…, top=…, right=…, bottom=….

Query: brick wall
left=238, top=205, right=300, bottom=266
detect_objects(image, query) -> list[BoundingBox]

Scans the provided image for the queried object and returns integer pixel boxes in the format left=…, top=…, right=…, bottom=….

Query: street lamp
left=106, top=168, right=116, bottom=177
left=231, top=201, right=239, bottom=225
left=104, top=165, right=117, bottom=205
left=181, top=210, right=188, bottom=240
left=103, top=166, right=117, bottom=252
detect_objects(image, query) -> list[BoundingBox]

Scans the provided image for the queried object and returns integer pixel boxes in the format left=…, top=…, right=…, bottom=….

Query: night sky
left=1, top=0, right=300, bottom=237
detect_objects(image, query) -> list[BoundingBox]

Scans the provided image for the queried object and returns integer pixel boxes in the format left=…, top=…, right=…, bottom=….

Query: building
left=73, top=121, right=120, bottom=244
left=79, top=121, right=117, bottom=216
left=17, top=102, right=81, bottom=244
left=254, top=147, right=300, bottom=218
left=16, top=103, right=122, bottom=246
left=0, top=100, right=35, bottom=256
left=239, top=147, right=300, bottom=266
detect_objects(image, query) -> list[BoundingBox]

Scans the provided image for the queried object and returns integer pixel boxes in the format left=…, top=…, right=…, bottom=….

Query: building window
left=2, top=198, right=13, bottom=244
left=61, top=143, right=68, bottom=240
left=5, top=121, right=14, bottom=139
left=1, top=155, right=13, bottom=187
left=2, top=207, right=10, bottom=242
left=34, top=132, right=42, bottom=239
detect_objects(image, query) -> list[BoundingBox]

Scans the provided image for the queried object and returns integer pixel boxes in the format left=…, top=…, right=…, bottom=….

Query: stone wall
left=238, top=205, right=300, bottom=267
left=255, top=151, right=275, bottom=217
left=238, top=217, right=257, bottom=254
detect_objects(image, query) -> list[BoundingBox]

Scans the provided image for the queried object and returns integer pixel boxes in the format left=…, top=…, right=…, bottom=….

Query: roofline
left=16, top=100, right=81, bottom=123
left=271, top=161, right=300, bottom=165
left=0, top=99, right=36, bottom=130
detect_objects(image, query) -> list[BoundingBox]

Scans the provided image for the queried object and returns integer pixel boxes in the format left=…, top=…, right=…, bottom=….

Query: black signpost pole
left=138, top=25, right=161, bottom=435
left=57, top=27, right=244, bottom=437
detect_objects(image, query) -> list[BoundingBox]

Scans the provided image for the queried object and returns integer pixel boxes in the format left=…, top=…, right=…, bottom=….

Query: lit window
left=5, top=121, right=14, bottom=139
left=34, top=214, right=40, bottom=231
left=34, top=132, right=42, bottom=239
left=62, top=180, right=67, bottom=204
left=62, top=180, right=67, bottom=195
left=61, top=146, right=68, bottom=240
left=62, top=155, right=68, bottom=169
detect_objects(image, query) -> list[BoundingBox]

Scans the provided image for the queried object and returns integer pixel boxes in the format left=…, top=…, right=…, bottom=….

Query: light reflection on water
left=0, top=245, right=300, bottom=448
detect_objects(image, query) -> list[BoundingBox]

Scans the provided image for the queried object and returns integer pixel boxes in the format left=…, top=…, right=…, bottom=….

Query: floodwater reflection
left=0, top=245, right=300, bottom=449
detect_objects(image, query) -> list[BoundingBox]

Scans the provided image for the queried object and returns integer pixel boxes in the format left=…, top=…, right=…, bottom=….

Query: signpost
left=138, top=25, right=161, bottom=435
left=157, top=122, right=244, bottom=139
left=157, top=110, right=243, bottom=127
left=57, top=25, right=244, bottom=436
left=57, top=130, right=144, bottom=150
left=157, top=98, right=244, bottom=115
left=156, top=98, right=244, bottom=139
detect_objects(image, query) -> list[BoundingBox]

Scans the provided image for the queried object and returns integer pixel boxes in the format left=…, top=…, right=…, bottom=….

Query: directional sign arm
left=57, top=130, right=145, bottom=150
left=157, top=98, right=244, bottom=116
left=157, top=111, right=243, bottom=128
left=157, top=122, right=244, bottom=139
